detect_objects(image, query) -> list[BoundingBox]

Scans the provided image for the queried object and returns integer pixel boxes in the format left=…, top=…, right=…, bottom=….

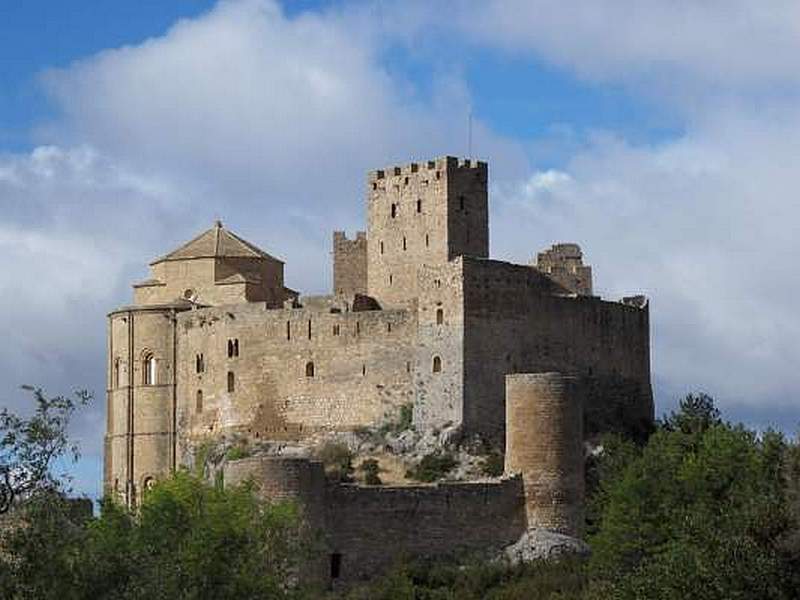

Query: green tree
left=0, top=386, right=91, bottom=513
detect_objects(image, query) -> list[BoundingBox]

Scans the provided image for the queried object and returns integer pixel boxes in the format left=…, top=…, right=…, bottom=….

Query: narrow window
left=195, top=353, right=205, bottom=374
left=389, top=274, right=393, bottom=286
left=234, top=339, right=239, bottom=357
left=402, top=236, right=407, bottom=251
left=333, top=324, right=340, bottom=336
left=308, top=319, right=312, bottom=340
left=425, top=233, right=429, bottom=247
left=113, top=357, right=120, bottom=388
left=143, top=353, right=156, bottom=385
left=387, top=323, right=392, bottom=333
left=380, top=241, right=384, bottom=254
left=406, top=361, right=411, bottom=373
left=286, top=321, right=291, bottom=340
left=436, top=308, right=444, bottom=325
left=227, top=371, right=235, bottom=393
left=362, top=364, right=366, bottom=376
left=330, top=553, right=342, bottom=579
left=417, top=199, right=422, bottom=213
left=391, top=203, right=397, bottom=218
left=305, top=361, right=315, bottom=377
left=227, top=340, right=232, bottom=357
left=404, top=176, right=409, bottom=185
left=435, top=170, right=441, bottom=180
left=356, top=321, right=360, bottom=335
left=432, top=356, right=442, bottom=373
left=372, top=182, right=377, bottom=190
left=196, top=390, right=203, bottom=413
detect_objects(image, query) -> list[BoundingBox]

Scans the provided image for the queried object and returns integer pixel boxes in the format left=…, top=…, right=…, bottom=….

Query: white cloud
left=491, top=108, right=800, bottom=411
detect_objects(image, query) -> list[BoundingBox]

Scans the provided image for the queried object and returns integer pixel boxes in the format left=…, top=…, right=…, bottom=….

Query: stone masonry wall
left=174, top=301, right=418, bottom=456
left=326, top=477, right=525, bottom=582
left=333, top=231, right=368, bottom=297
left=461, top=257, right=652, bottom=441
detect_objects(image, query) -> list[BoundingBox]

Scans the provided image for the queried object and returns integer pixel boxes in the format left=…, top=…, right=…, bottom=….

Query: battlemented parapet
left=505, top=373, right=584, bottom=536
left=333, top=231, right=367, bottom=297
left=534, top=243, right=593, bottom=296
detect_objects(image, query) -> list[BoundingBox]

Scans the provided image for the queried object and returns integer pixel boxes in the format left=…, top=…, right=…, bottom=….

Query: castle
left=104, top=156, right=652, bottom=583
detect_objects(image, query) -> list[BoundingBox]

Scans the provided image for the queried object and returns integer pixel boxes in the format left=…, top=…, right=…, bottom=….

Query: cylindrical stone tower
left=504, top=372, right=584, bottom=536
left=105, top=305, right=183, bottom=508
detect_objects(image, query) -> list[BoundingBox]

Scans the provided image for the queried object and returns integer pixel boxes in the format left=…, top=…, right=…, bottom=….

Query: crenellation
left=105, top=154, right=653, bottom=585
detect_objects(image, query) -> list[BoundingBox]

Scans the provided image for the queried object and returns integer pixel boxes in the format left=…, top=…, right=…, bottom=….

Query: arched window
left=113, top=357, right=120, bottom=388
left=143, top=353, right=156, bottom=385
left=196, top=390, right=203, bottom=413
left=432, top=356, right=442, bottom=373
left=227, top=371, right=235, bottom=393
left=305, top=361, right=315, bottom=377
left=436, top=308, right=444, bottom=325
left=143, top=476, right=156, bottom=493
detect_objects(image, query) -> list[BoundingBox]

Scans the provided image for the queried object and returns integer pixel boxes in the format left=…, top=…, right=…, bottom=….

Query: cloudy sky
left=1, top=0, right=798, bottom=499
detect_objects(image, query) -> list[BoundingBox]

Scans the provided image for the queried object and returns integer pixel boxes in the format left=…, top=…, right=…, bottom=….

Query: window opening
left=306, top=362, right=315, bottom=377
left=227, top=371, right=235, bottom=393
left=432, top=356, right=442, bottom=373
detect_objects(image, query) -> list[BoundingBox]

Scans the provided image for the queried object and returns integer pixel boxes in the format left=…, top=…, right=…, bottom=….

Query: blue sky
left=1, top=0, right=799, bottom=500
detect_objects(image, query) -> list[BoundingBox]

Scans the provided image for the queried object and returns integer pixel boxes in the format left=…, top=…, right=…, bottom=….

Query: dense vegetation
left=1, top=389, right=798, bottom=599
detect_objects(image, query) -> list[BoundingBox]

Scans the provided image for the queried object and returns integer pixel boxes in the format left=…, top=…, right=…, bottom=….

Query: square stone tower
left=366, top=156, right=488, bottom=307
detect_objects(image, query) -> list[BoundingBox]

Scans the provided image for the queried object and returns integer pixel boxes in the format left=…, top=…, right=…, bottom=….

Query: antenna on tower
left=468, top=109, right=473, bottom=158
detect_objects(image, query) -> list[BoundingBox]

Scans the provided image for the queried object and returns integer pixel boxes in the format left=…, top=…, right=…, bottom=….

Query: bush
left=360, top=459, right=382, bottom=485
left=316, top=442, right=355, bottom=483
left=380, top=403, right=414, bottom=435
left=479, top=450, right=505, bottom=477
left=405, top=452, right=457, bottom=483
left=225, top=444, right=250, bottom=461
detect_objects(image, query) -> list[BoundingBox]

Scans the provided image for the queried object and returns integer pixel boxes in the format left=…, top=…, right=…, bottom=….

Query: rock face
left=502, top=528, right=591, bottom=565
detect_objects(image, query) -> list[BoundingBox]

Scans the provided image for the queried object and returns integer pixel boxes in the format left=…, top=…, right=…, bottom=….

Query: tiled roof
left=150, top=221, right=282, bottom=265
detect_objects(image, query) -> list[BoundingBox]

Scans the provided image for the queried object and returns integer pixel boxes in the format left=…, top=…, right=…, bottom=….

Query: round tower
left=504, top=372, right=584, bottom=536
left=105, top=305, right=183, bottom=507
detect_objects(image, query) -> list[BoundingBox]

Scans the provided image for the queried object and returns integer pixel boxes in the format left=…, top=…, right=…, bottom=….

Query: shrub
left=225, top=445, right=250, bottom=461
left=479, top=450, right=504, bottom=477
left=360, top=459, right=382, bottom=485
left=316, top=442, right=355, bottom=483
left=405, top=452, right=457, bottom=483
left=380, top=403, right=414, bottom=435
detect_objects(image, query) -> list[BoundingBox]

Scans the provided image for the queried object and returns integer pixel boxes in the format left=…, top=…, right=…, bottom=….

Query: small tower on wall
left=534, top=243, right=593, bottom=296
left=366, top=156, right=489, bottom=307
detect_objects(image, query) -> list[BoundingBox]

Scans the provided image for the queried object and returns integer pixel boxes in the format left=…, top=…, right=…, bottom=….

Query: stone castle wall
left=174, top=301, right=418, bottom=454
left=460, top=257, right=652, bottom=440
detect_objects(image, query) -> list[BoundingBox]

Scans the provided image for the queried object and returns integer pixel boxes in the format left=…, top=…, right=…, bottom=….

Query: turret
left=504, top=372, right=584, bottom=536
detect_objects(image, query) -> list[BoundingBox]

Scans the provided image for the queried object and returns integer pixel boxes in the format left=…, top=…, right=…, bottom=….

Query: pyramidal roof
left=151, top=221, right=282, bottom=265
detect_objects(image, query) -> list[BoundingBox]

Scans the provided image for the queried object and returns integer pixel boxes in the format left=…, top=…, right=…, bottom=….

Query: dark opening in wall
left=196, top=390, right=203, bottom=413
left=387, top=322, right=392, bottom=333
left=195, top=353, right=205, bottom=374
left=417, top=199, right=422, bottom=213
left=436, top=308, right=444, bottom=325
left=306, top=361, right=315, bottom=377
left=391, top=203, right=397, bottom=218
left=286, top=321, right=291, bottom=340
left=362, top=364, right=366, bottom=376
left=389, top=274, right=393, bottom=286
left=227, top=339, right=239, bottom=358
left=425, top=233, right=429, bottom=247
left=333, top=324, right=340, bottom=336
left=113, top=357, right=120, bottom=388
left=308, top=319, right=312, bottom=340
left=380, top=241, right=384, bottom=254
left=330, top=553, right=342, bottom=579
left=403, top=236, right=407, bottom=250
left=227, top=371, right=235, bottom=393
left=432, top=356, right=442, bottom=373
